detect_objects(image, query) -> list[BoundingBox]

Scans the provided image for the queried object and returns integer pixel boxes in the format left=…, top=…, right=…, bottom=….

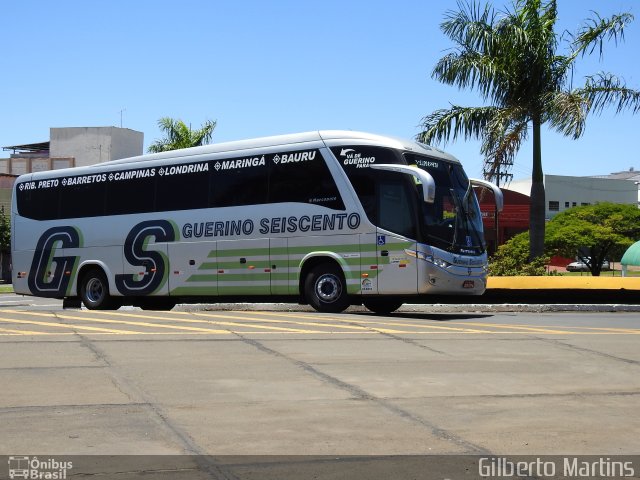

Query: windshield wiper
left=461, top=179, right=474, bottom=218
left=450, top=188, right=461, bottom=249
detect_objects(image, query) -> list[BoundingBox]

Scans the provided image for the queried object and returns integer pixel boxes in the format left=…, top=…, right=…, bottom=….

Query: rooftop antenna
left=118, top=108, right=126, bottom=128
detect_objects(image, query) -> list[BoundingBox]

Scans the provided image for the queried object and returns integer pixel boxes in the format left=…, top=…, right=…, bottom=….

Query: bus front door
left=375, top=231, right=418, bottom=295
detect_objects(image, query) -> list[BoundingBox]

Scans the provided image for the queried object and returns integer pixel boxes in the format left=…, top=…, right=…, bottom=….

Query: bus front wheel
left=304, top=263, right=349, bottom=313
left=138, top=298, right=177, bottom=311
left=80, top=269, right=119, bottom=310
left=363, top=298, right=403, bottom=315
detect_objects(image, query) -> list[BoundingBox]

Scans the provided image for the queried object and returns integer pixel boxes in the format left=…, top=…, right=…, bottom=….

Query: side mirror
left=370, top=164, right=436, bottom=203
left=469, top=178, right=504, bottom=212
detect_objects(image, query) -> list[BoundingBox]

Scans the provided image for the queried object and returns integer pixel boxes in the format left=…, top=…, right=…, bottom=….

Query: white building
left=50, top=127, right=143, bottom=168
left=592, top=168, right=640, bottom=206
left=508, top=174, right=638, bottom=220
left=1, top=126, right=143, bottom=175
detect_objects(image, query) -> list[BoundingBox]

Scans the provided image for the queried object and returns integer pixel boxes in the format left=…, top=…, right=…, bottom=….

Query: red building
left=476, top=188, right=530, bottom=254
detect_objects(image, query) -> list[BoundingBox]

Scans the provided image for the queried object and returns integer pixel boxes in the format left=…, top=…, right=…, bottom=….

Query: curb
left=176, top=302, right=640, bottom=314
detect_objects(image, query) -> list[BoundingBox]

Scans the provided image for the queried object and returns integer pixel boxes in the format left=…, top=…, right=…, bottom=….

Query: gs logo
left=115, top=220, right=178, bottom=296
left=29, top=220, right=178, bottom=298
left=28, top=226, right=82, bottom=297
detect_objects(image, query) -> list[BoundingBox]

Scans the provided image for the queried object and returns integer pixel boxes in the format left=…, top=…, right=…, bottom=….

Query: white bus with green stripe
left=11, top=130, right=502, bottom=313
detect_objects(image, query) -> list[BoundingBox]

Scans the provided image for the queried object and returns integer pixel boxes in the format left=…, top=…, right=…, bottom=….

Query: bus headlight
left=433, top=258, right=451, bottom=269
left=405, top=249, right=451, bottom=269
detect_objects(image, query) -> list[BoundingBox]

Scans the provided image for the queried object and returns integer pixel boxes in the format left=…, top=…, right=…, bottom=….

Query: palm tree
left=148, top=117, right=216, bottom=153
left=418, top=0, right=640, bottom=259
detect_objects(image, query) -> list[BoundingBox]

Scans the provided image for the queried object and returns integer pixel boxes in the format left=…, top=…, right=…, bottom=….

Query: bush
left=489, top=232, right=549, bottom=276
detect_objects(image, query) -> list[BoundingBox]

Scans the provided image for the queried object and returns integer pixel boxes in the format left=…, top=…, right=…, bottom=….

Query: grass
left=0, top=284, right=13, bottom=293
left=555, top=269, right=640, bottom=277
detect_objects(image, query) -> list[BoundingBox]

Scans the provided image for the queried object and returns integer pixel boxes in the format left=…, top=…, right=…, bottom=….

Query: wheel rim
left=315, top=274, right=341, bottom=303
left=86, top=277, right=105, bottom=304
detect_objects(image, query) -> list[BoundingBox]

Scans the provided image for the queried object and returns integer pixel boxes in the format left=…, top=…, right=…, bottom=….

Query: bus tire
left=363, top=298, right=403, bottom=315
left=304, top=263, right=349, bottom=313
left=80, top=268, right=118, bottom=310
left=138, top=298, right=177, bottom=311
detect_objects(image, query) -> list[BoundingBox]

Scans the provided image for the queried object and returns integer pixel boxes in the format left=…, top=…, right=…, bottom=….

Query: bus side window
left=349, top=173, right=376, bottom=223
left=18, top=187, right=60, bottom=220
left=210, top=162, right=268, bottom=208
left=269, top=151, right=345, bottom=210
left=156, top=163, right=209, bottom=212
left=60, top=183, right=106, bottom=218
left=106, top=175, right=156, bottom=215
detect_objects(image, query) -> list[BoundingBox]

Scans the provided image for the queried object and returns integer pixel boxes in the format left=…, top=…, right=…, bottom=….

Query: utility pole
left=483, top=159, right=513, bottom=252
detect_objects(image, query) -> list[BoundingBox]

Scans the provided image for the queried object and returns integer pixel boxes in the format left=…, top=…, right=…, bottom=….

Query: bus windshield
left=406, top=154, right=485, bottom=255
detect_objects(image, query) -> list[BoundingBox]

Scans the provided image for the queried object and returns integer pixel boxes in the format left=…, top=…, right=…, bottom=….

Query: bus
left=11, top=130, right=502, bottom=313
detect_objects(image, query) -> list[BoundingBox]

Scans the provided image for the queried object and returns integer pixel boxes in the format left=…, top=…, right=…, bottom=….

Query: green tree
left=0, top=207, right=11, bottom=282
left=148, top=117, right=216, bottom=153
left=417, top=0, right=640, bottom=260
left=0, top=207, right=10, bottom=252
left=545, top=203, right=640, bottom=276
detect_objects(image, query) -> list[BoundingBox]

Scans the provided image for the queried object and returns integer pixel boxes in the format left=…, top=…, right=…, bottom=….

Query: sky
left=1, top=0, right=639, bottom=182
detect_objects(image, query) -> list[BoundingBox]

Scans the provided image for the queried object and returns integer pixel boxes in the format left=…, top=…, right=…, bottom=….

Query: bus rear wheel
left=304, top=263, right=350, bottom=313
left=80, top=268, right=119, bottom=310
left=363, top=298, right=403, bottom=315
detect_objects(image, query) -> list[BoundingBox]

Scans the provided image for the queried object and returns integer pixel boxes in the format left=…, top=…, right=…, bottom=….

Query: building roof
left=591, top=168, right=640, bottom=182
left=621, top=241, right=640, bottom=266
left=2, top=141, right=50, bottom=153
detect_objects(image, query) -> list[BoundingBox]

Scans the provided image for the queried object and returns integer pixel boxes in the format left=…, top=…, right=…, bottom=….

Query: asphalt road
left=0, top=296, right=638, bottom=478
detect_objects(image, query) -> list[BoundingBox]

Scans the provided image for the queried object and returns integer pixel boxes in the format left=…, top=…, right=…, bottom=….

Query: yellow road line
left=165, top=310, right=372, bottom=332
left=449, top=322, right=573, bottom=335
left=0, top=326, right=54, bottom=335
left=578, top=327, right=640, bottom=334
left=447, top=321, right=640, bottom=334
left=251, top=311, right=640, bottom=335
left=0, top=316, right=140, bottom=335
left=449, top=322, right=640, bottom=335
left=1, top=310, right=636, bottom=336
left=357, top=320, right=491, bottom=333
left=246, top=311, right=493, bottom=333
left=74, top=310, right=321, bottom=333
left=194, top=311, right=379, bottom=332
left=4, top=310, right=229, bottom=335
left=328, top=316, right=491, bottom=333
left=0, top=327, right=635, bottom=336
left=201, top=321, right=323, bottom=333
left=224, top=310, right=459, bottom=333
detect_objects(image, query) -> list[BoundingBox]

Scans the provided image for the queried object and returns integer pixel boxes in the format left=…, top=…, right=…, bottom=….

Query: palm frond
left=570, top=11, right=634, bottom=60
left=481, top=107, right=529, bottom=174
left=148, top=117, right=217, bottom=153
left=441, top=0, right=498, bottom=52
left=417, top=105, right=499, bottom=145
left=432, top=51, right=503, bottom=101
left=576, top=72, right=640, bottom=115
left=190, top=119, right=217, bottom=147
left=545, top=91, right=589, bottom=139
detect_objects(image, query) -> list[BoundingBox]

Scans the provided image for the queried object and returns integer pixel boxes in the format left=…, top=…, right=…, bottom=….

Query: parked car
left=566, top=259, right=610, bottom=272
